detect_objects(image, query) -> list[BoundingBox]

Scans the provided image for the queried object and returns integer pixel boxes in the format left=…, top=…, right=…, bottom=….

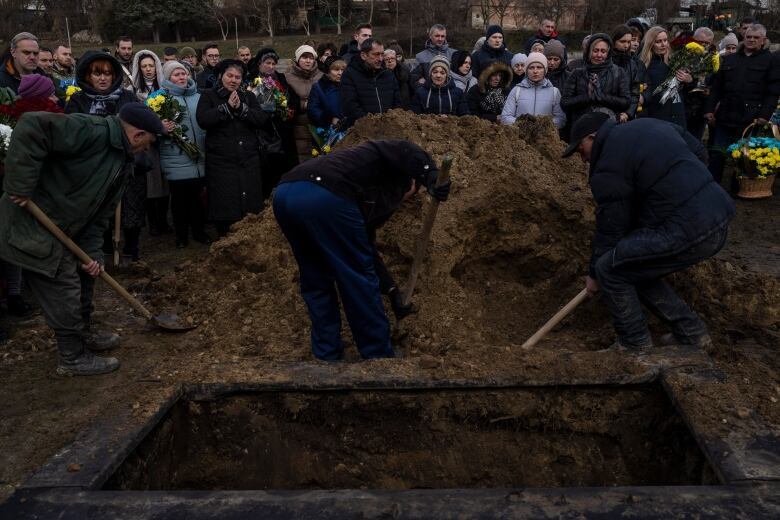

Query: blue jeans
left=273, top=181, right=393, bottom=361
left=594, top=228, right=728, bottom=347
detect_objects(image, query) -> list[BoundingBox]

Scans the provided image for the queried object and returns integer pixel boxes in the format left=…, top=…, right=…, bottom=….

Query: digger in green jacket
left=0, top=103, right=164, bottom=375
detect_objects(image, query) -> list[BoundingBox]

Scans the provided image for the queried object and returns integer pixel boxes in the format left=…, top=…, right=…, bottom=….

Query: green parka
left=0, top=112, right=135, bottom=277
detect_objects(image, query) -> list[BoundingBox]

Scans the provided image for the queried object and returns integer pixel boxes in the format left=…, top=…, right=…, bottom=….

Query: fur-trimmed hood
left=477, top=61, right=513, bottom=92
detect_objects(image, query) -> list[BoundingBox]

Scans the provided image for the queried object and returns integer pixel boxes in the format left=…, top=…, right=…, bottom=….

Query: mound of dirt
left=154, top=110, right=779, bottom=362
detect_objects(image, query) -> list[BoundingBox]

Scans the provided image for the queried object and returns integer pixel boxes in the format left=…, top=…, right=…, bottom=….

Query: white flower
left=0, top=123, right=12, bottom=148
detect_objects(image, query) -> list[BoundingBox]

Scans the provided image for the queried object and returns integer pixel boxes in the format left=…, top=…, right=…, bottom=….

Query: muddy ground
left=1, top=112, right=779, bottom=500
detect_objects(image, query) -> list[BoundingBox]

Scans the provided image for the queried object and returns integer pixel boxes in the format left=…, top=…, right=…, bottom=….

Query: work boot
left=598, top=338, right=653, bottom=353
left=389, top=287, right=415, bottom=321
left=56, top=337, right=120, bottom=376
left=6, top=295, right=33, bottom=317
left=83, top=315, right=121, bottom=352
left=658, top=332, right=713, bottom=349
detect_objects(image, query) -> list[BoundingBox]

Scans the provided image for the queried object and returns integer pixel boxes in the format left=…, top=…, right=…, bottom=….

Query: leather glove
left=389, top=287, right=414, bottom=320
left=425, top=170, right=451, bottom=202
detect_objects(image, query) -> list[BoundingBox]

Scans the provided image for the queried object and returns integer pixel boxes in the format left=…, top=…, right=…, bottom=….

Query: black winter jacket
left=612, top=50, right=646, bottom=118
left=196, top=87, right=269, bottom=221
left=704, top=47, right=780, bottom=129
left=64, top=51, right=136, bottom=116
left=340, top=58, right=401, bottom=128
left=587, top=118, right=734, bottom=275
left=280, top=140, right=437, bottom=229
left=471, top=42, right=513, bottom=79
left=411, top=79, right=469, bottom=115
left=562, top=62, right=630, bottom=125
left=196, top=64, right=218, bottom=91
left=644, top=53, right=686, bottom=129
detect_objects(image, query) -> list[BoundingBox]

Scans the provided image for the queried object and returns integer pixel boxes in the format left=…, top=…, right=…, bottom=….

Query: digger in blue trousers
left=273, top=140, right=451, bottom=361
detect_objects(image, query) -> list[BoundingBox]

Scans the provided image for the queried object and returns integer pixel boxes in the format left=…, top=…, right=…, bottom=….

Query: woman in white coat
left=500, top=52, right=566, bottom=129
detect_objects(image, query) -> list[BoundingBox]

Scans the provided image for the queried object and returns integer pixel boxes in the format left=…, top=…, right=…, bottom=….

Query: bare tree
left=249, top=0, right=279, bottom=39
left=473, top=0, right=494, bottom=30
left=490, top=0, right=514, bottom=27
left=297, top=0, right=311, bottom=35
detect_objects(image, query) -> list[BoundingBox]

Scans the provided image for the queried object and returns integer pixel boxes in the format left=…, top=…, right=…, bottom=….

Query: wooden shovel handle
left=113, top=202, right=121, bottom=267
left=401, top=154, right=453, bottom=306
left=521, top=288, right=589, bottom=349
left=24, top=200, right=153, bottom=320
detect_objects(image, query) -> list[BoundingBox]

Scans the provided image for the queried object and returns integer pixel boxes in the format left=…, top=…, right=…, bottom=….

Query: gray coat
left=500, top=77, right=566, bottom=128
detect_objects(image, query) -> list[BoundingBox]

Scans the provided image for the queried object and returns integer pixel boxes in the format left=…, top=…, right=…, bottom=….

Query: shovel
left=112, top=202, right=121, bottom=267
left=25, top=200, right=195, bottom=332
left=521, top=288, right=588, bottom=349
left=401, top=154, right=453, bottom=306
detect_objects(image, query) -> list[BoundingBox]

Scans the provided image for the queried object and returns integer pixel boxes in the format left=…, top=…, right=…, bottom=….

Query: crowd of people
left=0, top=15, right=778, bottom=356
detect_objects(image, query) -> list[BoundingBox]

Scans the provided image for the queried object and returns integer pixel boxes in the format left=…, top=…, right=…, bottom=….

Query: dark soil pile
left=155, top=110, right=780, bottom=362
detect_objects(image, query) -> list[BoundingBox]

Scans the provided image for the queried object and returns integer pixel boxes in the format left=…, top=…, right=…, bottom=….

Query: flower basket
left=727, top=121, right=780, bottom=200
left=737, top=174, right=775, bottom=199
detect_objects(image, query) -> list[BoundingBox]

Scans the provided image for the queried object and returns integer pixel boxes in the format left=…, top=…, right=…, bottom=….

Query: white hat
left=294, top=45, right=317, bottom=63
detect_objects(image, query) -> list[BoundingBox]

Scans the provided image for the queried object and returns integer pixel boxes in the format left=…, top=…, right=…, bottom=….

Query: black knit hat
left=562, top=112, right=609, bottom=158
left=485, top=25, right=503, bottom=39
left=118, top=102, right=167, bottom=135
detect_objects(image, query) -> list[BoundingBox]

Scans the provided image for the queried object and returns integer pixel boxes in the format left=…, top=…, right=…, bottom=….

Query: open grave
left=3, top=112, right=779, bottom=518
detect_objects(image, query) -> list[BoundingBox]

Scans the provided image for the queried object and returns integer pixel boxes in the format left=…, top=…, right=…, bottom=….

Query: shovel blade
left=150, top=314, right=197, bottom=332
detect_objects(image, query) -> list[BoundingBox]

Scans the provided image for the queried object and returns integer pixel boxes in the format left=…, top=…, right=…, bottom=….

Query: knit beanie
left=428, top=55, right=451, bottom=79
left=18, top=73, right=54, bottom=99
left=294, top=45, right=317, bottom=63
left=719, top=32, right=738, bottom=51
left=543, top=39, right=565, bottom=60
left=179, top=46, right=196, bottom=58
left=511, top=53, right=528, bottom=67
left=485, top=25, right=503, bottom=39
left=162, top=60, right=188, bottom=80
left=526, top=52, right=548, bottom=74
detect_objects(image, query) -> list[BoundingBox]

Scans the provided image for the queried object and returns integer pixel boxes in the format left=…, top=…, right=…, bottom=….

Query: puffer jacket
left=411, top=79, right=469, bottom=115
left=466, top=61, right=513, bottom=122
left=410, top=40, right=457, bottom=85
left=308, top=75, right=342, bottom=128
left=547, top=66, right=571, bottom=94
left=612, top=49, right=647, bottom=118
left=704, top=47, right=780, bottom=129
left=471, top=41, right=513, bottom=78
left=561, top=62, right=630, bottom=125
left=587, top=118, right=734, bottom=276
left=644, top=53, right=686, bottom=129
left=340, top=57, right=400, bottom=128
left=500, top=77, right=566, bottom=128
left=451, top=70, right=477, bottom=94
left=159, top=78, right=205, bottom=181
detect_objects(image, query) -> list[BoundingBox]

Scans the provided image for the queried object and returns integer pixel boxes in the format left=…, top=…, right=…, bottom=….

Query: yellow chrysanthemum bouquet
left=653, top=41, right=719, bottom=105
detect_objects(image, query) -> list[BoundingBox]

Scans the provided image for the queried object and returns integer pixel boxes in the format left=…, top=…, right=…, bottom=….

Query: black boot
left=6, top=295, right=33, bottom=317
left=389, top=287, right=415, bottom=321
left=56, top=336, right=119, bottom=376
left=658, top=332, right=713, bottom=349
left=83, top=315, right=121, bottom=352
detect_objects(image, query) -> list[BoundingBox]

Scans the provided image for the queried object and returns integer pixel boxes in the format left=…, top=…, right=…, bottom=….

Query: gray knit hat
left=544, top=39, right=565, bottom=60
left=428, top=55, right=451, bottom=79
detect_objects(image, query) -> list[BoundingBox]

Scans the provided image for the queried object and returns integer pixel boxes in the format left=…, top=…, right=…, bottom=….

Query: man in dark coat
left=563, top=113, right=735, bottom=350
left=273, top=140, right=451, bottom=361
left=340, top=38, right=400, bottom=128
left=196, top=44, right=221, bottom=91
left=339, top=23, right=373, bottom=65
left=0, top=32, right=46, bottom=93
left=0, top=104, right=165, bottom=375
left=523, top=19, right=568, bottom=61
left=471, top=25, right=513, bottom=78
left=704, top=24, right=780, bottom=185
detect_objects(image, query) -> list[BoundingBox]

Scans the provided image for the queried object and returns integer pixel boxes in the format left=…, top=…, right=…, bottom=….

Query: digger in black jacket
left=273, top=140, right=450, bottom=361
left=564, top=113, right=734, bottom=351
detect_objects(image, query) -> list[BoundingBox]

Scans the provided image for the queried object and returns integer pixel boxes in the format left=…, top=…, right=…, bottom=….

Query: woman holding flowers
left=249, top=48, right=298, bottom=198
left=308, top=56, right=345, bottom=128
left=284, top=45, right=323, bottom=162
left=640, top=27, right=688, bottom=129
left=159, top=60, right=210, bottom=249
left=131, top=50, right=170, bottom=236
left=197, top=59, right=269, bottom=238
left=130, top=50, right=164, bottom=102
